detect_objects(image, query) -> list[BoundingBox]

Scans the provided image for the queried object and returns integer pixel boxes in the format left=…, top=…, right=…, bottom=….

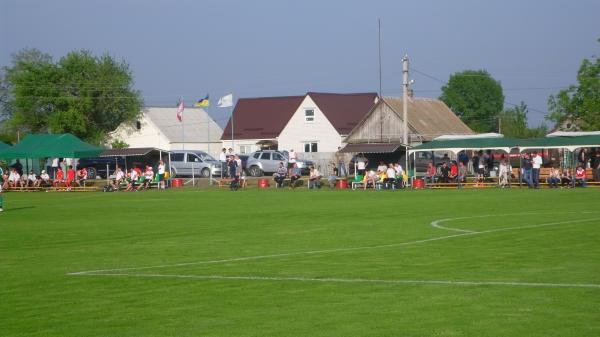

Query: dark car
left=77, top=157, right=126, bottom=179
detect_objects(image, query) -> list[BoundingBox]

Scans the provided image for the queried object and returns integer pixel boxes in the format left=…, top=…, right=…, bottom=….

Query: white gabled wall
left=221, top=139, right=266, bottom=155
left=109, top=115, right=171, bottom=150
left=277, top=96, right=342, bottom=153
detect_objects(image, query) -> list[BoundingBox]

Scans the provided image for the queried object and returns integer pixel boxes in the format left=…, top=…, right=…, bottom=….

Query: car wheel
left=248, top=166, right=263, bottom=177
left=201, top=168, right=210, bottom=178
left=86, top=167, right=97, bottom=180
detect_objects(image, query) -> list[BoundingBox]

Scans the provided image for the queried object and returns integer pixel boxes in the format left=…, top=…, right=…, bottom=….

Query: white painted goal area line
left=69, top=216, right=600, bottom=276
left=70, top=272, right=600, bottom=289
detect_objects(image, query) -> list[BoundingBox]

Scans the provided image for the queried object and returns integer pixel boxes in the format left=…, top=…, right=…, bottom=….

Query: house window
left=239, top=145, right=251, bottom=154
left=304, top=142, right=318, bottom=153
left=135, top=121, right=141, bottom=130
left=304, top=109, right=315, bottom=123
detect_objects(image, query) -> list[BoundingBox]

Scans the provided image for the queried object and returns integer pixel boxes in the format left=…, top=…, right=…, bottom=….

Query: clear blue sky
left=1, top=0, right=598, bottom=127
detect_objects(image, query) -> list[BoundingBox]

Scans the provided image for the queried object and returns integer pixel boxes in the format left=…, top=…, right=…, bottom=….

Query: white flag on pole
left=217, top=93, right=233, bottom=108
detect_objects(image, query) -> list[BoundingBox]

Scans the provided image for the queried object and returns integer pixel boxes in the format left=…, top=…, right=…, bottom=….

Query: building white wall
left=110, top=115, right=171, bottom=150
left=278, top=96, right=343, bottom=153
left=221, top=139, right=268, bottom=155
left=170, top=142, right=222, bottom=157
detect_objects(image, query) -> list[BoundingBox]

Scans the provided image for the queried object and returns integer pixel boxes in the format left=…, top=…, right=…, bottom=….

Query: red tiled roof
left=221, top=96, right=304, bottom=140
left=308, top=92, right=378, bottom=135
left=220, top=92, right=378, bottom=140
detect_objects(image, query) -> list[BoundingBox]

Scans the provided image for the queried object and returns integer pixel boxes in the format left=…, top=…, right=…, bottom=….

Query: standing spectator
left=335, top=147, right=347, bottom=177
left=66, top=165, right=76, bottom=190
left=575, top=166, right=587, bottom=187
left=578, top=148, right=588, bottom=168
left=157, top=160, right=166, bottom=190
left=274, top=162, right=287, bottom=188
left=521, top=153, right=533, bottom=188
left=426, top=161, right=436, bottom=185
left=457, top=162, right=467, bottom=188
left=472, top=151, right=480, bottom=176
left=356, top=153, right=367, bottom=176
left=532, top=152, right=543, bottom=188
left=11, top=159, right=23, bottom=176
left=51, top=158, right=59, bottom=179
left=288, top=149, right=297, bottom=169
left=591, top=149, right=600, bottom=182
left=486, top=150, right=495, bottom=174
left=219, top=148, right=227, bottom=178
left=394, top=163, right=404, bottom=188
left=441, top=153, right=450, bottom=165
left=235, top=155, right=242, bottom=177
left=227, top=148, right=235, bottom=157
left=498, top=160, right=510, bottom=188
left=458, top=151, right=469, bottom=167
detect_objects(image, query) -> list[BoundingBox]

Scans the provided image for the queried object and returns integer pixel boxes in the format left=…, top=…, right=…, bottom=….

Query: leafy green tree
left=110, top=139, right=129, bottom=149
left=4, top=49, right=142, bottom=144
left=440, top=69, right=504, bottom=132
left=547, top=39, right=600, bottom=130
left=498, top=102, right=547, bottom=138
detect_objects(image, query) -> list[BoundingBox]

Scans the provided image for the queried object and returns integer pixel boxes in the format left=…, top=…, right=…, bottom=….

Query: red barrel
left=172, top=178, right=183, bottom=188
left=336, top=179, right=348, bottom=189
left=413, top=178, right=425, bottom=189
left=257, top=178, right=269, bottom=188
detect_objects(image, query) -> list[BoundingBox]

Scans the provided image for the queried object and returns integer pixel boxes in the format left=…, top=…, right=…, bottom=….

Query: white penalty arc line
left=70, top=272, right=600, bottom=289
left=430, top=211, right=600, bottom=233
left=68, top=217, right=600, bottom=276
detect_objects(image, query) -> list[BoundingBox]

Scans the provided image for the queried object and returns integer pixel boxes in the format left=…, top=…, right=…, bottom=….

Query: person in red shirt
left=53, top=167, right=64, bottom=187
left=449, top=161, right=458, bottom=182
left=575, top=166, right=587, bottom=187
left=65, top=165, right=76, bottom=189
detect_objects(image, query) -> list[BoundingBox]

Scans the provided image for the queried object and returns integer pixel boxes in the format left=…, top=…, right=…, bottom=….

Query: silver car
left=246, top=150, right=313, bottom=177
left=170, top=150, right=222, bottom=178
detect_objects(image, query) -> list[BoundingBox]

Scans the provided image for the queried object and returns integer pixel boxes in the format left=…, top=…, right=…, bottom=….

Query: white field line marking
left=68, top=217, right=599, bottom=276
left=69, top=272, right=600, bottom=289
left=430, top=211, right=598, bottom=233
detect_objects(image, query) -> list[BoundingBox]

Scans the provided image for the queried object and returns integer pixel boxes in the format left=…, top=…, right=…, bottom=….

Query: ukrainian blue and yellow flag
left=194, top=94, right=210, bottom=107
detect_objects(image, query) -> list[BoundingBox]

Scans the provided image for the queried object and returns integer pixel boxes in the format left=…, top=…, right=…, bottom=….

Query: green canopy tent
left=0, top=134, right=103, bottom=160
left=408, top=137, right=521, bottom=155
left=0, top=141, right=10, bottom=151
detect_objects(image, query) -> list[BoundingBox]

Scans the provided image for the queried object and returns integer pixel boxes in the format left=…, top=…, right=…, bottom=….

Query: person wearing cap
left=39, top=170, right=51, bottom=187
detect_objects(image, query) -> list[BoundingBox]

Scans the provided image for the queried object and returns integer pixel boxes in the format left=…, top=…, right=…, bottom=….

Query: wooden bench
left=217, top=178, right=247, bottom=189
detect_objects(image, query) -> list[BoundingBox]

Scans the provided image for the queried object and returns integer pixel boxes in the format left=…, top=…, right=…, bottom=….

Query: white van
left=170, top=150, right=222, bottom=178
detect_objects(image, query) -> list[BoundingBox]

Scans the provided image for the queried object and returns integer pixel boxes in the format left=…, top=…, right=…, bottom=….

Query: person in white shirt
left=532, top=153, right=543, bottom=188
left=125, top=168, right=139, bottom=191
left=219, top=148, right=227, bottom=177
left=111, top=166, right=125, bottom=191
left=39, top=170, right=51, bottom=187
left=138, top=166, right=154, bottom=190
left=27, top=170, right=37, bottom=187
left=309, top=166, right=321, bottom=189
left=157, top=160, right=166, bottom=190
left=385, top=164, right=397, bottom=189
left=498, top=160, right=510, bottom=188
left=377, top=161, right=387, bottom=174
left=8, top=169, right=21, bottom=188
left=356, top=154, right=367, bottom=176
left=288, top=149, right=297, bottom=169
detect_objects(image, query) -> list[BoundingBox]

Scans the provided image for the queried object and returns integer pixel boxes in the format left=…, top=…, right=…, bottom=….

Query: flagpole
left=181, top=97, right=185, bottom=151
left=231, top=106, right=234, bottom=151
left=207, top=108, right=210, bottom=155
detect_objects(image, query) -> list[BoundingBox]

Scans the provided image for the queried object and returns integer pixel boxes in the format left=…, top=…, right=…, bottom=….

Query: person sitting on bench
left=575, top=166, right=587, bottom=187
left=111, top=166, right=125, bottom=191
left=273, top=162, right=287, bottom=188
left=288, top=163, right=301, bottom=188
left=308, top=166, right=322, bottom=189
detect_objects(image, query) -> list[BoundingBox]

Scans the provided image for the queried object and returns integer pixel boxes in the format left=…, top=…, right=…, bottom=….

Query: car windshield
left=198, top=153, right=216, bottom=161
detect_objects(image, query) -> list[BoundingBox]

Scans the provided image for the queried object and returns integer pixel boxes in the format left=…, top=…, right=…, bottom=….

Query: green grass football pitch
left=1, top=188, right=599, bottom=337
